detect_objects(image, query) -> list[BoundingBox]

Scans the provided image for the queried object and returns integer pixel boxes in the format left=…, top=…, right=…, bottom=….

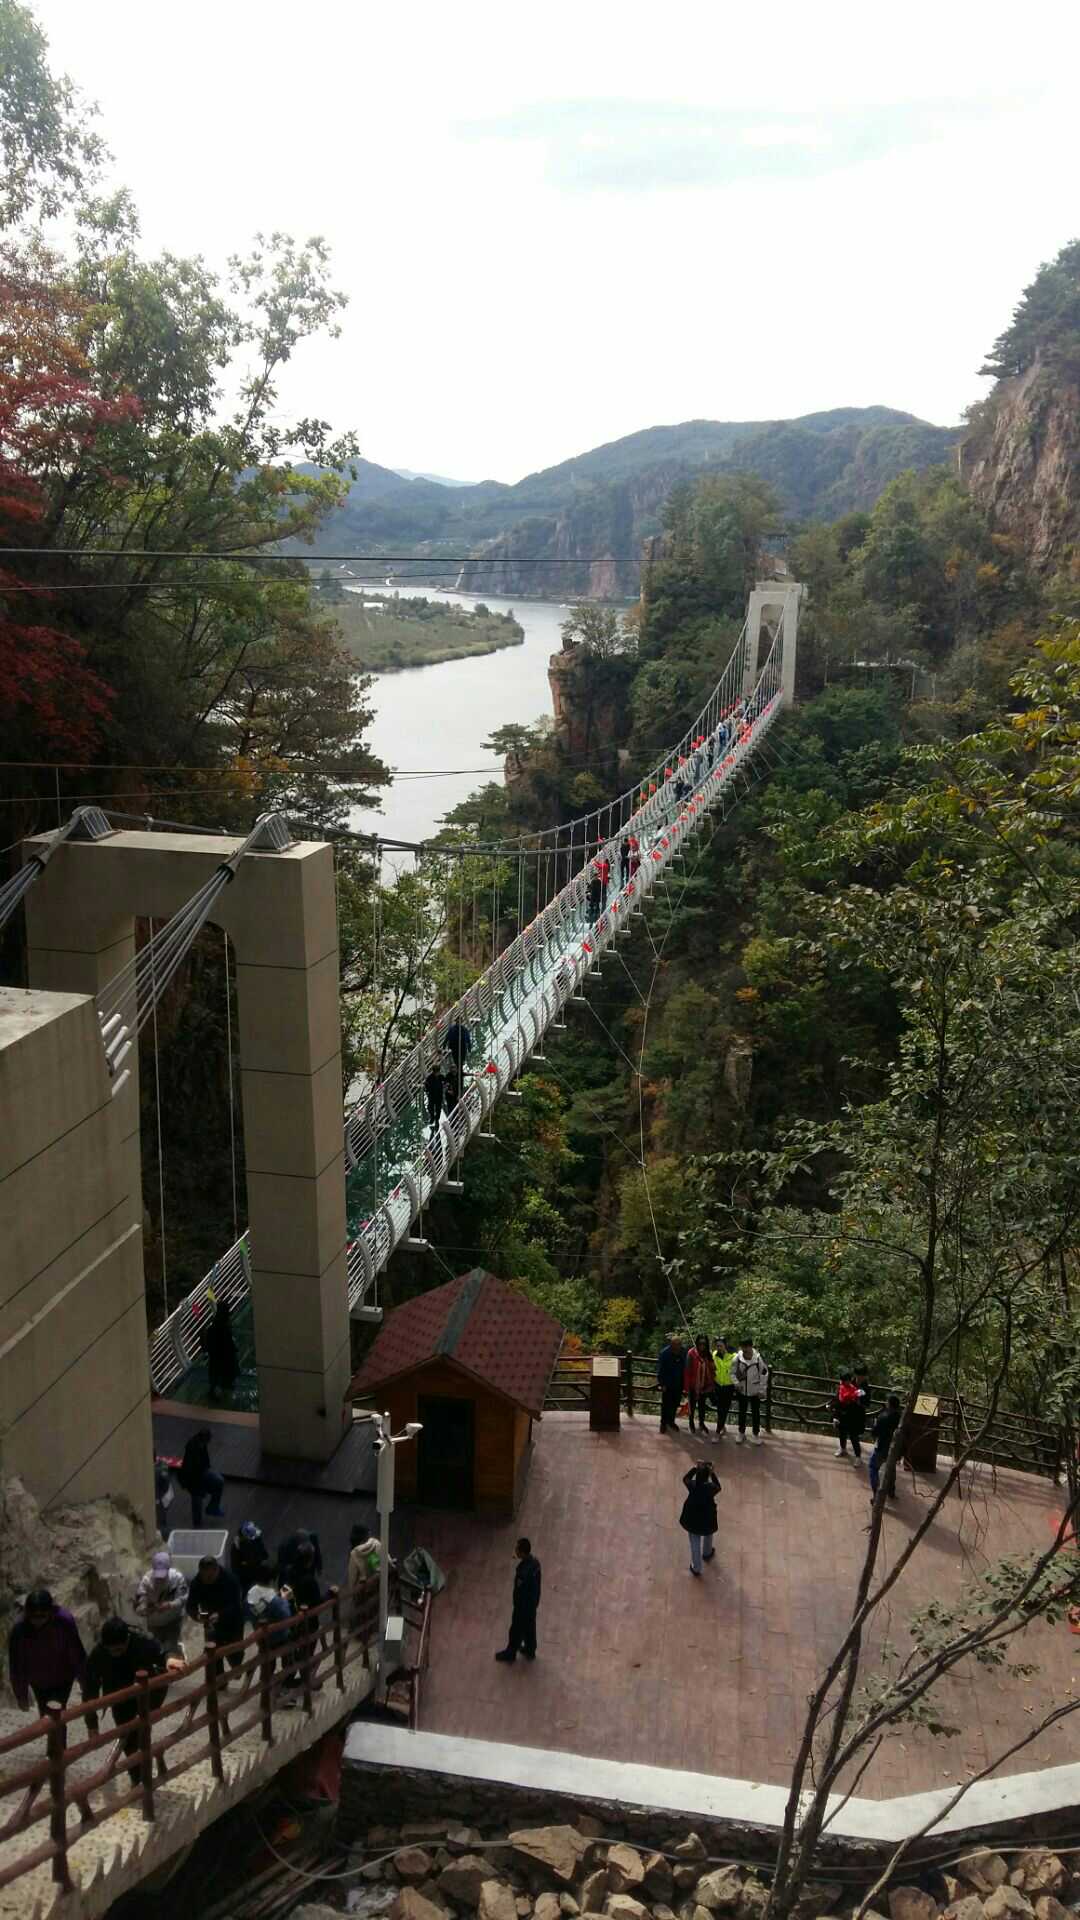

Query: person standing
left=712, top=1338, right=736, bottom=1438
left=733, top=1340, right=769, bottom=1444
left=443, top=1020, right=473, bottom=1084
left=679, top=1461, right=721, bottom=1576
left=186, top=1556, right=246, bottom=1679
left=203, top=1300, right=239, bottom=1398
left=594, top=853, right=611, bottom=902
left=619, top=837, right=633, bottom=887
left=868, top=1395, right=903, bottom=1502
left=132, top=1550, right=188, bottom=1653
left=586, top=874, right=603, bottom=921
left=230, top=1520, right=271, bottom=1589
left=684, top=1334, right=716, bottom=1437
left=656, top=1333, right=686, bottom=1434
left=177, top=1427, right=225, bottom=1526
left=830, top=1373, right=864, bottom=1460
left=8, top=1590, right=86, bottom=1737
left=495, top=1538, right=542, bottom=1663
left=83, top=1618, right=181, bottom=1785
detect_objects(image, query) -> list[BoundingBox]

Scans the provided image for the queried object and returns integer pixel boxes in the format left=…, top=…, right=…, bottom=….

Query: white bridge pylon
left=149, top=583, right=802, bottom=1396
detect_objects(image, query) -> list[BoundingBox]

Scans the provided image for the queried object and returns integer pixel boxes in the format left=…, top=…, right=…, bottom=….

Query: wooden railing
left=0, top=1586, right=379, bottom=1896
left=544, top=1348, right=1066, bottom=1481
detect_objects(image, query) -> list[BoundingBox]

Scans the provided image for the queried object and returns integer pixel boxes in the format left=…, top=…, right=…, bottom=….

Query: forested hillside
left=300, top=407, right=960, bottom=599
left=377, top=452, right=1080, bottom=1426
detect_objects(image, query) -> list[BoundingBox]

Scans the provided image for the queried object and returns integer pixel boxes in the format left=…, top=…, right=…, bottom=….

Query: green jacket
left=713, top=1348, right=735, bottom=1388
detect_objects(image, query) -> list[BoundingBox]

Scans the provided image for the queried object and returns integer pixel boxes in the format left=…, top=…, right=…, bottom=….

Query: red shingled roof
left=346, top=1269, right=564, bottom=1419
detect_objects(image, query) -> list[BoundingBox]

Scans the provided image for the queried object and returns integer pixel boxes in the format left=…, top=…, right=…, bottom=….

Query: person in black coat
left=424, top=1061, right=447, bottom=1135
left=679, top=1461, right=721, bottom=1577
left=186, top=1557, right=246, bottom=1675
left=495, top=1538, right=542, bottom=1663
left=230, top=1521, right=271, bottom=1590
left=277, top=1529, right=323, bottom=1585
left=203, top=1300, right=239, bottom=1396
left=177, top=1428, right=225, bottom=1526
left=656, top=1334, right=686, bottom=1434
left=83, top=1618, right=181, bottom=1785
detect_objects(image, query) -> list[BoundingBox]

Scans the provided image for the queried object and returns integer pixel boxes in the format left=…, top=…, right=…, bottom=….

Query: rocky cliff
left=962, top=358, right=1080, bottom=568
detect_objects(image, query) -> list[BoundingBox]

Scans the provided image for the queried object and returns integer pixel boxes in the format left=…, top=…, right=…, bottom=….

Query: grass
left=323, top=591, right=525, bottom=674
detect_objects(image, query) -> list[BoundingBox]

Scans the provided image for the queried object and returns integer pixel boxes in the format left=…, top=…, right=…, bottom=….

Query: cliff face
left=455, top=465, right=680, bottom=602
left=962, top=359, right=1080, bottom=568
left=546, top=643, right=630, bottom=780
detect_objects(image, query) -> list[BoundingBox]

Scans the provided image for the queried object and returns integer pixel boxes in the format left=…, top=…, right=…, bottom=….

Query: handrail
left=0, top=1588, right=373, bottom=1895
left=149, top=618, right=790, bottom=1391
left=542, top=1357, right=1065, bottom=1482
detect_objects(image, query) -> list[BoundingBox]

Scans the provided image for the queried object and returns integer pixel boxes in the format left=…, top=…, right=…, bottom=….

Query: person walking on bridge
left=656, top=1332, right=686, bottom=1434
left=9, top=1590, right=86, bottom=1738
left=495, top=1537, right=542, bottom=1663
left=586, top=874, right=603, bottom=921
left=594, top=852, right=611, bottom=902
left=423, top=1058, right=447, bottom=1136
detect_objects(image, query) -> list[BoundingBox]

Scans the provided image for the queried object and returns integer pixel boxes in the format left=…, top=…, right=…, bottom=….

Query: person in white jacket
left=133, top=1550, right=189, bottom=1651
left=733, top=1341, right=769, bottom=1445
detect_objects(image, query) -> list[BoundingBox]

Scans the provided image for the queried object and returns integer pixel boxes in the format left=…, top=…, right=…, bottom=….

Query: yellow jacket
left=713, top=1347, right=735, bottom=1388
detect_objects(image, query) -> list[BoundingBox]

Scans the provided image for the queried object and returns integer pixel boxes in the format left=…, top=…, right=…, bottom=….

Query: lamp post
left=373, top=1410, right=422, bottom=1702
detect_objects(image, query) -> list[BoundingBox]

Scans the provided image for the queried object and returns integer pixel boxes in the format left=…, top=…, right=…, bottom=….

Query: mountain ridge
left=301, top=406, right=960, bottom=596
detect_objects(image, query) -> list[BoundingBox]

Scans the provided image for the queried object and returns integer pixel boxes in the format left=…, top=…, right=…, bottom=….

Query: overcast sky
left=31, top=0, right=1080, bottom=484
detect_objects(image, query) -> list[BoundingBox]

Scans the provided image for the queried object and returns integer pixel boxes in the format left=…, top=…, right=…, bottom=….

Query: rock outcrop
left=0, top=1473, right=149, bottom=1695
left=962, top=360, right=1080, bottom=568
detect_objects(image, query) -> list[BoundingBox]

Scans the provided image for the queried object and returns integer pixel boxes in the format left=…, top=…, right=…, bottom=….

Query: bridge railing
left=545, top=1353, right=1064, bottom=1481
left=0, top=1587, right=377, bottom=1895
left=149, top=617, right=790, bottom=1395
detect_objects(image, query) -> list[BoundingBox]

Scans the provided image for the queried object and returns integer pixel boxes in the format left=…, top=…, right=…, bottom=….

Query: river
left=347, top=585, right=568, bottom=846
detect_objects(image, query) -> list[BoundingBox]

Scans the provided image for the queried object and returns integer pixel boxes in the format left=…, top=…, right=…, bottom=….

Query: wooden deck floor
left=405, top=1414, right=1079, bottom=1800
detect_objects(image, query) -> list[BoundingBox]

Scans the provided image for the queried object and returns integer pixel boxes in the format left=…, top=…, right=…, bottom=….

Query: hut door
left=417, top=1395, right=475, bottom=1508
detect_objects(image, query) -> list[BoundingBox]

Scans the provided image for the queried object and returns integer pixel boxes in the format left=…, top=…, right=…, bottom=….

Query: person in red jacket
left=594, top=853, right=611, bottom=902
left=684, top=1334, right=717, bottom=1438
left=829, top=1373, right=865, bottom=1460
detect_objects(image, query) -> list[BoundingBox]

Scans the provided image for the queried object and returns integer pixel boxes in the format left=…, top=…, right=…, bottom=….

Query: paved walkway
left=409, top=1415, right=1078, bottom=1799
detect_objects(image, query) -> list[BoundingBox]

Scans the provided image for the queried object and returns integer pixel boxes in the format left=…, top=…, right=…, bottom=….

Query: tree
left=0, top=240, right=129, bottom=756
left=690, top=667, right=1080, bottom=1917
left=559, top=602, right=635, bottom=660
left=0, top=0, right=104, bottom=228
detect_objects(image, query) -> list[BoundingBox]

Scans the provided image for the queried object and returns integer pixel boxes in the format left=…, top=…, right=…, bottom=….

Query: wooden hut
left=346, top=1270, right=563, bottom=1517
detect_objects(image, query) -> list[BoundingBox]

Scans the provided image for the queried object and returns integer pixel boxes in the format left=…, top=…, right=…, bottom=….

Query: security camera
left=405, top=1422, right=423, bottom=1437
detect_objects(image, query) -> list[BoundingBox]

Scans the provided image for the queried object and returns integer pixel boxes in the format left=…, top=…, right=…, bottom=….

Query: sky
left=29, top=0, right=1080, bottom=484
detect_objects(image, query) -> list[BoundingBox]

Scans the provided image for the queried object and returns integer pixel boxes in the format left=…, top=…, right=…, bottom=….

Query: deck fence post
left=205, top=1652, right=225, bottom=1781
left=332, top=1592, right=346, bottom=1692
left=765, top=1369, right=774, bottom=1434
left=45, top=1707, right=71, bottom=1888
left=625, top=1350, right=634, bottom=1416
left=257, top=1626, right=275, bottom=1745
left=135, top=1670, right=155, bottom=1821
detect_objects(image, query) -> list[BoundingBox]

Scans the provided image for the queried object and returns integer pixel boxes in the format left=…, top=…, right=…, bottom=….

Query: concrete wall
left=0, top=987, right=154, bottom=1531
left=23, top=829, right=352, bottom=1462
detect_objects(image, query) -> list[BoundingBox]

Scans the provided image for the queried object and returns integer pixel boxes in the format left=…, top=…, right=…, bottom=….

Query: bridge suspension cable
left=148, top=596, right=796, bottom=1393
left=95, top=811, right=293, bottom=1098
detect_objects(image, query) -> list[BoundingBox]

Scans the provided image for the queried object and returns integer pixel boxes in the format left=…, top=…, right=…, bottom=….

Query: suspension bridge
left=3, top=580, right=801, bottom=1427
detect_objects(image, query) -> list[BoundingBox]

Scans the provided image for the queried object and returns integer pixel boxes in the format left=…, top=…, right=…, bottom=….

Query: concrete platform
left=405, top=1415, right=1079, bottom=1800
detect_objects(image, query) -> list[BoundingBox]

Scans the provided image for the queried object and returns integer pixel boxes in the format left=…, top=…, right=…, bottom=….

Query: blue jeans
left=688, top=1531, right=714, bottom=1573
left=191, top=1470, right=225, bottom=1526
left=868, top=1449, right=895, bottom=1498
